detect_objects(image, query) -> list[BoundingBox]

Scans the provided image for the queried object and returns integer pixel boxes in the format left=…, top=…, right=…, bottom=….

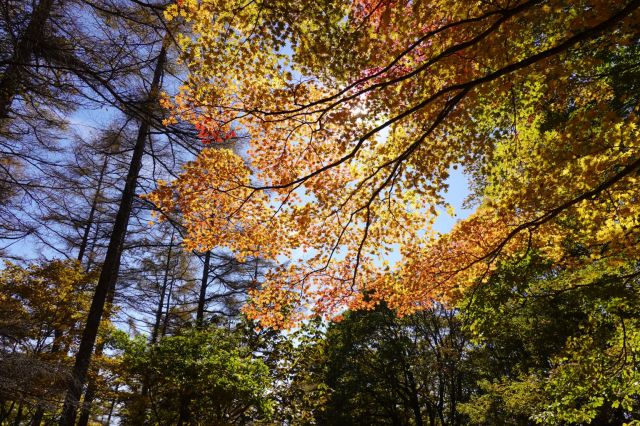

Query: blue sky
left=434, top=167, right=473, bottom=233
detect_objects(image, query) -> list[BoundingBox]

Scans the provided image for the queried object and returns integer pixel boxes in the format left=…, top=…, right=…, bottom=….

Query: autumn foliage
left=148, top=0, right=640, bottom=328
left=2, top=0, right=640, bottom=423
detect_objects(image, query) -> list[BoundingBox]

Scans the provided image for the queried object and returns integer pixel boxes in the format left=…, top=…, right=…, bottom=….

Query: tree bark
left=407, top=369, right=424, bottom=426
left=85, top=221, right=101, bottom=272
left=58, top=37, right=168, bottom=426
left=78, top=155, right=109, bottom=265
left=31, top=407, right=44, bottom=426
left=151, top=231, right=175, bottom=344
left=161, top=271, right=175, bottom=338
left=74, top=236, right=122, bottom=426
left=176, top=396, right=189, bottom=426
left=12, top=401, right=23, bottom=426
left=70, top=244, right=124, bottom=426
left=1, top=401, right=15, bottom=423
left=76, top=376, right=97, bottom=426
left=196, top=250, right=211, bottom=327
left=131, top=232, right=177, bottom=423
left=106, top=384, right=119, bottom=425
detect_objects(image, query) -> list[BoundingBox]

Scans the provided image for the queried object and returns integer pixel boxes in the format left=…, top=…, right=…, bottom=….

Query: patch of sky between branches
left=379, top=165, right=473, bottom=268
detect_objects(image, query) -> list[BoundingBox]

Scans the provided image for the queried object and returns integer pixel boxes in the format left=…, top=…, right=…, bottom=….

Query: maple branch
left=450, top=155, right=640, bottom=306
left=249, top=0, right=542, bottom=117
left=486, top=156, right=640, bottom=263
left=233, top=0, right=640, bottom=297
left=247, top=0, right=640, bottom=192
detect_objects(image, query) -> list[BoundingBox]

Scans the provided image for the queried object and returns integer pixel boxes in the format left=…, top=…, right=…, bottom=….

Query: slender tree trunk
left=58, top=38, right=168, bottom=426
left=161, top=270, right=175, bottom=337
left=390, top=411, right=401, bottom=426
left=73, top=325, right=106, bottom=426
left=135, top=262, right=176, bottom=420
left=30, top=407, right=44, bottom=426
left=196, top=250, right=211, bottom=327
left=1, top=400, right=16, bottom=423
left=12, top=401, right=23, bottom=426
left=176, top=396, right=189, bottom=426
left=77, top=236, right=126, bottom=426
left=406, top=370, right=423, bottom=426
left=76, top=377, right=97, bottom=426
left=0, top=0, right=55, bottom=118
left=437, top=374, right=446, bottom=426
left=78, top=155, right=109, bottom=264
left=105, top=384, right=119, bottom=425
left=151, top=231, right=175, bottom=344
left=451, top=373, right=460, bottom=425
left=131, top=232, right=176, bottom=423
left=86, top=221, right=101, bottom=272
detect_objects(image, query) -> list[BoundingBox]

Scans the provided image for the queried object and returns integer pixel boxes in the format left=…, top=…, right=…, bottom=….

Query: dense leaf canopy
left=152, top=0, right=640, bottom=327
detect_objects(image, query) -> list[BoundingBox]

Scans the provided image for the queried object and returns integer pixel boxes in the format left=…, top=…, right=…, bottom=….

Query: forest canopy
left=0, top=0, right=639, bottom=424
left=152, top=0, right=640, bottom=327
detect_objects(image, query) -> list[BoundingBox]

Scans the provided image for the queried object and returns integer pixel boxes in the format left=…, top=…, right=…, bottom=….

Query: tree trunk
left=176, top=396, right=189, bottom=426
left=30, top=329, right=65, bottom=425
left=161, top=273, right=175, bottom=338
left=77, top=220, right=129, bottom=426
left=30, top=407, right=44, bottom=426
left=132, top=232, right=176, bottom=423
left=76, top=377, right=97, bottom=426
left=1, top=400, right=16, bottom=423
left=85, top=221, right=101, bottom=271
left=428, top=410, right=436, bottom=426
left=406, top=370, right=423, bottom=426
left=58, top=37, right=168, bottom=426
left=151, top=231, right=175, bottom=344
left=437, top=374, right=446, bottom=426
left=78, top=155, right=109, bottom=265
left=196, top=251, right=211, bottom=327
left=12, top=401, right=23, bottom=426
left=105, top=384, right=119, bottom=425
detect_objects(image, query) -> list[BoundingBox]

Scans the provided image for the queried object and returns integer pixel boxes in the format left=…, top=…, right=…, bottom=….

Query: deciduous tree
left=154, top=0, right=640, bottom=328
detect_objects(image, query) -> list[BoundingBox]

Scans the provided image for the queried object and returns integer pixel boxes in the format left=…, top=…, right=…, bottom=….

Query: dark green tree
left=315, top=304, right=474, bottom=426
